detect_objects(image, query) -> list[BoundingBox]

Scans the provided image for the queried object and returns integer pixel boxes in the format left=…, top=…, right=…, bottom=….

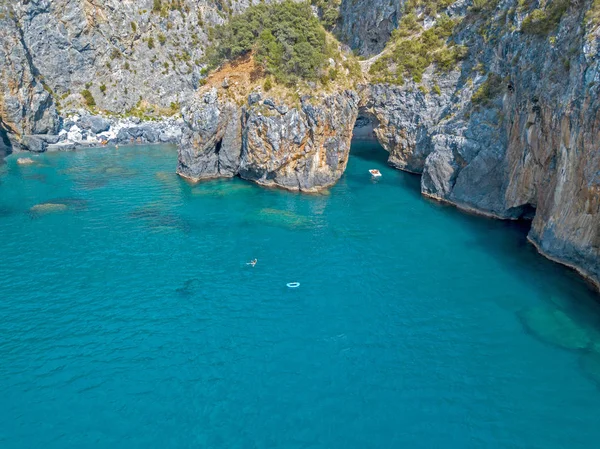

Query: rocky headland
left=178, top=85, right=359, bottom=192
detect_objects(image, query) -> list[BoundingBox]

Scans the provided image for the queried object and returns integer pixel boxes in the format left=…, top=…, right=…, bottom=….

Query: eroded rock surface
left=354, top=1, right=600, bottom=289
left=178, top=88, right=359, bottom=191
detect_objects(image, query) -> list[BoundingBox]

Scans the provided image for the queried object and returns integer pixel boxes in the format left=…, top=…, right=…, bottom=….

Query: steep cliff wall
left=178, top=87, right=359, bottom=192
left=0, top=0, right=277, bottom=116
left=337, top=0, right=404, bottom=56
left=357, top=0, right=600, bottom=288
left=0, top=8, right=59, bottom=148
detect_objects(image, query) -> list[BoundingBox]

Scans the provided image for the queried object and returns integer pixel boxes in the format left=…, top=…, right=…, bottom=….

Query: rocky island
left=1, top=0, right=599, bottom=290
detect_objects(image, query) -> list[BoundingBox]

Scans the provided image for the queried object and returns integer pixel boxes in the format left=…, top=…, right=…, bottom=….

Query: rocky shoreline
left=3, top=113, right=183, bottom=155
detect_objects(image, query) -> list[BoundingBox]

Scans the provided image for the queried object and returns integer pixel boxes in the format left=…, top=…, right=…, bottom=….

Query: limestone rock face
left=1, top=0, right=261, bottom=114
left=178, top=88, right=242, bottom=180
left=357, top=1, right=600, bottom=288
left=0, top=10, right=59, bottom=144
left=178, top=89, right=359, bottom=192
left=337, top=0, right=403, bottom=56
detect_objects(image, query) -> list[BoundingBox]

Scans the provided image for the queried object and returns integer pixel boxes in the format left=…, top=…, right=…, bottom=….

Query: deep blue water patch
left=1, top=142, right=600, bottom=449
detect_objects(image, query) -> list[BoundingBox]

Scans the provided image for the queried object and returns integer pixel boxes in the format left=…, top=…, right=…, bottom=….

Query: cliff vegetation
left=203, top=0, right=362, bottom=94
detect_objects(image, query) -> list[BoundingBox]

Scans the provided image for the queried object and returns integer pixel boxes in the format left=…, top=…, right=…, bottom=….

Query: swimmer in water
left=246, top=259, right=257, bottom=267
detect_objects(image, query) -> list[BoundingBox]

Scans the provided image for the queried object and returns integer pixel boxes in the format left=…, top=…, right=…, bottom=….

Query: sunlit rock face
left=178, top=88, right=359, bottom=192
left=350, top=2, right=600, bottom=290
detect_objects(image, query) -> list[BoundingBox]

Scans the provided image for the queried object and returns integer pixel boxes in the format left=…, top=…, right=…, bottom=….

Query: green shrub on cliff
left=311, top=0, right=341, bottom=30
left=370, top=11, right=465, bottom=84
left=586, top=0, right=600, bottom=27
left=471, top=73, right=504, bottom=108
left=521, top=0, right=569, bottom=35
left=205, top=1, right=329, bottom=83
left=81, top=89, right=96, bottom=108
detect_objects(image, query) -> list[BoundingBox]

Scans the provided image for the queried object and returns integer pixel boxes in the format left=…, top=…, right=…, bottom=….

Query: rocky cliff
left=0, top=9, right=60, bottom=145
left=1, top=0, right=270, bottom=114
left=348, top=0, right=600, bottom=289
left=0, top=0, right=274, bottom=152
left=178, top=87, right=359, bottom=192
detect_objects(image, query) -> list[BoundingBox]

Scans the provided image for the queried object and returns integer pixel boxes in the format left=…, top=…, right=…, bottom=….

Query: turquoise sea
left=1, top=142, right=600, bottom=448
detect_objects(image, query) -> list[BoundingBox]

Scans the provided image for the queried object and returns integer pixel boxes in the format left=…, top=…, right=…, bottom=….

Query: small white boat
left=369, top=169, right=382, bottom=177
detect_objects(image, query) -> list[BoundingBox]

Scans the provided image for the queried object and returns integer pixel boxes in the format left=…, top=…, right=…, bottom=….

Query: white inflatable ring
left=286, top=282, right=300, bottom=288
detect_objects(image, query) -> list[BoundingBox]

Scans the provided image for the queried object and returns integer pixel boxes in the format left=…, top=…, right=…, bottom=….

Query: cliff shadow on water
left=424, top=182, right=600, bottom=314
left=349, top=133, right=600, bottom=321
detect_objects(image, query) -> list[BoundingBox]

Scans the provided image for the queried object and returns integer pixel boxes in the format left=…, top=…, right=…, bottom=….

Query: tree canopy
left=205, top=1, right=329, bottom=83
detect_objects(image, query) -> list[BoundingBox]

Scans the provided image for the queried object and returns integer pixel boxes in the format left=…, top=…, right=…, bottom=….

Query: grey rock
left=338, top=0, right=402, bottom=56
left=248, top=92, right=262, bottom=105
left=80, top=116, right=111, bottom=134
left=179, top=89, right=359, bottom=191
left=47, top=142, right=77, bottom=152
left=21, top=135, right=47, bottom=153
left=178, top=88, right=243, bottom=179
left=357, top=1, right=600, bottom=289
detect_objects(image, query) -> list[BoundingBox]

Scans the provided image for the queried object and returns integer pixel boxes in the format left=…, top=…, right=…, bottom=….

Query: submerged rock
left=17, top=157, right=36, bottom=165
left=518, top=307, right=592, bottom=351
left=29, top=203, right=68, bottom=214
left=252, top=208, right=312, bottom=230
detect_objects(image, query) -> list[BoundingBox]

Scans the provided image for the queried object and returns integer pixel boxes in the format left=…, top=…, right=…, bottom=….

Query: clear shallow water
left=1, top=142, right=600, bottom=448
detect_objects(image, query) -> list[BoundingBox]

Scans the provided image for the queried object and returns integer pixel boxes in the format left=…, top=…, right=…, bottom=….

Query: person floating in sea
left=246, top=259, right=257, bottom=267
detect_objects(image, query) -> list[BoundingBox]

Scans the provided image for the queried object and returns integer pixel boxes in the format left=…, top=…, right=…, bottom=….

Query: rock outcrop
left=354, top=1, right=600, bottom=289
left=178, top=88, right=359, bottom=191
left=337, top=0, right=403, bottom=56
left=2, top=0, right=261, bottom=114
left=0, top=9, right=59, bottom=153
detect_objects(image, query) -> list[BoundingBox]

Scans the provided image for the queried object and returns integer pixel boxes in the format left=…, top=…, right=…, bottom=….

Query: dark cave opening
left=352, top=109, right=379, bottom=142
left=350, top=111, right=390, bottom=167
left=214, top=138, right=223, bottom=156
left=507, top=203, right=537, bottom=222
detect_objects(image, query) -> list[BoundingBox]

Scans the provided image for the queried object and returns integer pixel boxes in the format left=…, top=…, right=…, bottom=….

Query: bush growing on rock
left=310, top=0, right=341, bottom=30
left=521, top=0, right=569, bottom=35
left=263, top=77, right=273, bottom=91
left=81, top=89, right=96, bottom=108
left=369, top=8, right=466, bottom=84
left=204, top=1, right=329, bottom=83
left=471, top=73, right=504, bottom=108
